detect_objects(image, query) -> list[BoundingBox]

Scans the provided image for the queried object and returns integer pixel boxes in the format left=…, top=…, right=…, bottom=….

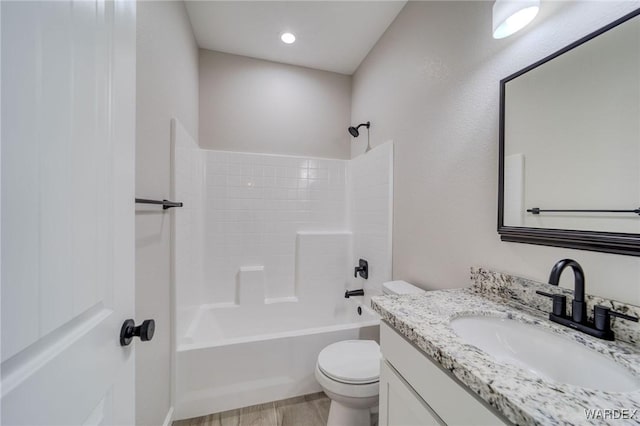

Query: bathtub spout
left=344, top=289, right=364, bottom=298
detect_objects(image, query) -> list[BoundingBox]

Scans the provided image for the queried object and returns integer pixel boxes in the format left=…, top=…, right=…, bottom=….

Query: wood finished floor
left=172, top=392, right=331, bottom=426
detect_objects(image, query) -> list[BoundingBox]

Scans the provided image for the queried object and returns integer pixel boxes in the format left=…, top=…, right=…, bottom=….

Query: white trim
left=162, top=406, right=174, bottom=426
left=178, top=316, right=380, bottom=352
left=196, top=147, right=349, bottom=162
left=387, top=140, right=394, bottom=280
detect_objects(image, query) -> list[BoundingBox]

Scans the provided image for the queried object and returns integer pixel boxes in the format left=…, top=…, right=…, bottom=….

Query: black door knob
left=120, top=319, right=155, bottom=346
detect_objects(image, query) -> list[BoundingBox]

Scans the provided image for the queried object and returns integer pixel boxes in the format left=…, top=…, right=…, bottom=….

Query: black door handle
left=120, top=319, right=155, bottom=346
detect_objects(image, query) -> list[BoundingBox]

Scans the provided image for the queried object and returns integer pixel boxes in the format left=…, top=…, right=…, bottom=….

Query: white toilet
left=315, top=280, right=425, bottom=426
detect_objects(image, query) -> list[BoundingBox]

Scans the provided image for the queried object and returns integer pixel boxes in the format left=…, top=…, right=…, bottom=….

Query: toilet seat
left=315, top=364, right=380, bottom=399
left=317, top=340, right=380, bottom=384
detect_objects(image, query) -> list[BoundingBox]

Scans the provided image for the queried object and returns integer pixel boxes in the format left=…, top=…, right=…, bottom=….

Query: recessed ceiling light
left=281, top=32, right=296, bottom=44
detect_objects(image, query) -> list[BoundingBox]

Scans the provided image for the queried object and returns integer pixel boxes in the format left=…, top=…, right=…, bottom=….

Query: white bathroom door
left=1, top=1, right=136, bottom=425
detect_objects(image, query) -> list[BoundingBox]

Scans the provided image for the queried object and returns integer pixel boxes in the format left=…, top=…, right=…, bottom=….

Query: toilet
left=315, top=280, right=425, bottom=426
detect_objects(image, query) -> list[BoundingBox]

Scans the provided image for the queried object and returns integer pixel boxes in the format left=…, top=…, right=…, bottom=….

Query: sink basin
left=450, top=316, right=640, bottom=392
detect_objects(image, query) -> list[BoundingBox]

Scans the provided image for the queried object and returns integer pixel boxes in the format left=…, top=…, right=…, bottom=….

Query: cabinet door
left=380, top=360, right=445, bottom=426
left=380, top=322, right=510, bottom=426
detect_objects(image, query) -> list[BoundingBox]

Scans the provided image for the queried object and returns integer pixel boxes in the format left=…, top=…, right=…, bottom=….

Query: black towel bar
left=527, top=207, right=640, bottom=216
left=135, top=198, right=183, bottom=210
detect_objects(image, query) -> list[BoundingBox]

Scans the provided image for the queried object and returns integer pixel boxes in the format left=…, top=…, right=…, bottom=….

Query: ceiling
left=184, top=1, right=407, bottom=75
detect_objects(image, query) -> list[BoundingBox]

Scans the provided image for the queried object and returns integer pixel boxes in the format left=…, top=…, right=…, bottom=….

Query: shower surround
left=171, top=119, right=393, bottom=419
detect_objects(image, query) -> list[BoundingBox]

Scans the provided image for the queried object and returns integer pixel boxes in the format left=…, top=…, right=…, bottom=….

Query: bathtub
left=173, top=297, right=380, bottom=421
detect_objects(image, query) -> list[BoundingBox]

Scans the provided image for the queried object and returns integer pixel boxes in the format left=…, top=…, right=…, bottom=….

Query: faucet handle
left=610, top=309, right=639, bottom=322
left=354, top=259, right=368, bottom=279
left=536, top=290, right=567, bottom=317
left=594, top=305, right=639, bottom=333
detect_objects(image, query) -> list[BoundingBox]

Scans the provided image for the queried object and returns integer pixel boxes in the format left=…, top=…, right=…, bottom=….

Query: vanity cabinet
left=379, top=322, right=510, bottom=426
left=380, top=359, right=444, bottom=425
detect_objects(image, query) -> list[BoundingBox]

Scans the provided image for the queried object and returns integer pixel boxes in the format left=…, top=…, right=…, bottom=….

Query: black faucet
left=345, top=289, right=364, bottom=298
left=536, top=259, right=638, bottom=340
left=548, top=259, right=586, bottom=323
left=354, top=259, right=368, bottom=279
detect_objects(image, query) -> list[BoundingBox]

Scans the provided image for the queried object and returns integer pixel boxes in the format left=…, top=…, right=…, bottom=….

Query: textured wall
left=351, top=1, right=640, bottom=304
left=199, top=49, right=352, bottom=159
left=135, top=2, right=199, bottom=424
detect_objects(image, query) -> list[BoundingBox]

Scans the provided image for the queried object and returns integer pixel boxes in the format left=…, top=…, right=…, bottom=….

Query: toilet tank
left=382, top=280, right=425, bottom=295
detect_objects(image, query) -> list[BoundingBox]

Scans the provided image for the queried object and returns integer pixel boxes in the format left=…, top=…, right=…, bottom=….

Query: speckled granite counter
left=372, top=278, right=640, bottom=425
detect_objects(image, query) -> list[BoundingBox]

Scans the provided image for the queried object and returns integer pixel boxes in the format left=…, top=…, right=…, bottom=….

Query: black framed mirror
left=498, top=8, right=640, bottom=256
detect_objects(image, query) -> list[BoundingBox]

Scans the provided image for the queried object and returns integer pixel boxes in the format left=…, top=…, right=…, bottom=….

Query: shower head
left=348, top=121, right=370, bottom=138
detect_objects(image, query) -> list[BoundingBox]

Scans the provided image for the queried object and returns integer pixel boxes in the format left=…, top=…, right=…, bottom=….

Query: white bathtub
left=174, top=297, right=380, bottom=421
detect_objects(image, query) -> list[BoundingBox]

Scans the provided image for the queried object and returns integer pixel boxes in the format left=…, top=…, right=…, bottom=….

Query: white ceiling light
left=492, top=0, right=540, bottom=39
left=280, top=32, right=296, bottom=44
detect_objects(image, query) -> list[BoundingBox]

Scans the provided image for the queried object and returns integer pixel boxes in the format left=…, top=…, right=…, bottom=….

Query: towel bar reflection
left=527, top=207, right=640, bottom=216
left=135, top=198, right=183, bottom=210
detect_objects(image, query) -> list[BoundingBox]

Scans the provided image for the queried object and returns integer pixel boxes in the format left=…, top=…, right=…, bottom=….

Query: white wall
left=136, top=2, right=198, bottom=425
left=201, top=151, right=348, bottom=305
left=171, top=143, right=396, bottom=314
left=199, top=49, right=352, bottom=159
left=171, top=118, right=203, bottom=339
left=351, top=1, right=640, bottom=305
left=349, top=142, right=394, bottom=304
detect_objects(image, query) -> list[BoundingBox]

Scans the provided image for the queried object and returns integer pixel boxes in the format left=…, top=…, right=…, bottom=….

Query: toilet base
left=327, top=400, right=372, bottom=426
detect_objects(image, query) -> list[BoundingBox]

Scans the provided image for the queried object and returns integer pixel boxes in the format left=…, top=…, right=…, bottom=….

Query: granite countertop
left=372, top=288, right=640, bottom=426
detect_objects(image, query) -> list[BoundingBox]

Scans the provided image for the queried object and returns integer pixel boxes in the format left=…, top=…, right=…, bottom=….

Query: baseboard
left=162, top=406, right=174, bottom=426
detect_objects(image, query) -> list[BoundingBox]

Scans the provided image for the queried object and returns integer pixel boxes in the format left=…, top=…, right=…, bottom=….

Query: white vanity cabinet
left=379, top=322, right=510, bottom=426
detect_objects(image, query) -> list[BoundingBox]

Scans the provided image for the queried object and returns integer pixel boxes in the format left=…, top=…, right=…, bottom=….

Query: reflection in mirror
left=502, top=12, right=639, bottom=234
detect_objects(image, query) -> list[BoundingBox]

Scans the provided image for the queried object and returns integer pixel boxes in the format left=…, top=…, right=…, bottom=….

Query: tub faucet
left=548, top=259, right=586, bottom=323
left=345, top=289, right=364, bottom=298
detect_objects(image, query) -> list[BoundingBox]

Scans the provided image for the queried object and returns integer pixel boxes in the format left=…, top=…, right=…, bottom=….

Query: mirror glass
left=502, top=12, right=640, bottom=234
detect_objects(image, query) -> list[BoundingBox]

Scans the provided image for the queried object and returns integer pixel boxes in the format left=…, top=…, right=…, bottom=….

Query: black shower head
left=348, top=121, right=370, bottom=138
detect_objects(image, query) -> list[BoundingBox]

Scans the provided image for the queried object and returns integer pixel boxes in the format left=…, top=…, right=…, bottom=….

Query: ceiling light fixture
left=492, top=0, right=540, bottom=39
left=280, top=32, right=296, bottom=44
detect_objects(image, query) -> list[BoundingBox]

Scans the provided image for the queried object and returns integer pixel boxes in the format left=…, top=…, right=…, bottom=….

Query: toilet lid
left=317, top=340, right=380, bottom=384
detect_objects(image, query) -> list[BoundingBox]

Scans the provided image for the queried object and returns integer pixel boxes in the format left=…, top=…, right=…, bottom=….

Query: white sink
left=450, top=316, right=640, bottom=393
